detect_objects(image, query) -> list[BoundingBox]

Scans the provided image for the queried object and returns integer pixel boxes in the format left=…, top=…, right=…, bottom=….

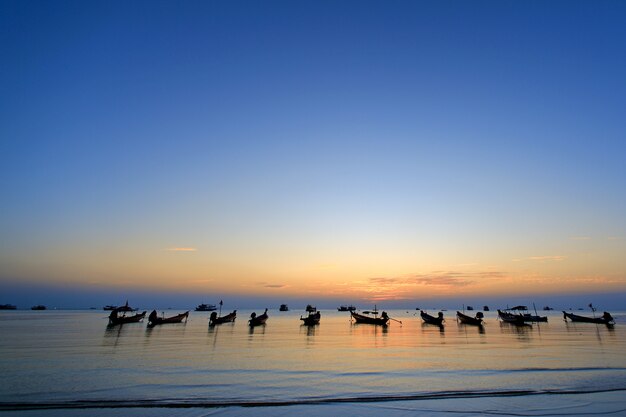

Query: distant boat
left=483, top=305, right=490, bottom=311
left=209, top=310, right=237, bottom=326
left=279, top=304, right=289, bottom=311
left=195, top=303, right=217, bottom=312
left=466, top=306, right=474, bottom=311
left=305, top=304, right=316, bottom=312
left=249, top=308, right=268, bottom=327
left=543, top=306, right=554, bottom=311
left=147, top=310, right=189, bottom=327
left=420, top=310, right=444, bottom=326
left=31, top=305, right=46, bottom=310
left=457, top=311, right=483, bottom=326
left=338, top=305, right=356, bottom=312
left=563, top=311, right=615, bottom=325
left=300, top=310, right=321, bottom=326
left=105, top=301, right=136, bottom=312
left=107, top=309, right=146, bottom=326
left=0, top=304, right=17, bottom=310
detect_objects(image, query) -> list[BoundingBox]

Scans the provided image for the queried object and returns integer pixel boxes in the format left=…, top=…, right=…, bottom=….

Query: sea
left=1, top=308, right=625, bottom=417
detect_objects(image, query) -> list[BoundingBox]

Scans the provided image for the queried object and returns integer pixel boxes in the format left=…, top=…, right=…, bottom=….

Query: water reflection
left=103, top=324, right=124, bottom=347
left=564, top=320, right=616, bottom=345
left=141, top=322, right=189, bottom=350
left=457, top=321, right=485, bottom=335
left=498, top=321, right=533, bottom=341
left=208, top=321, right=235, bottom=334
left=248, top=323, right=266, bottom=335
left=5, top=309, right=626, bottom=408
left=102, top=322, right=145, bottom=347
left=350, top=322, right=389, bottom=336
left=421, top=322, right=445, bottom=335
left=300, top=324, right=317, bottom=337
left=207, top=321, right=236, bottom=348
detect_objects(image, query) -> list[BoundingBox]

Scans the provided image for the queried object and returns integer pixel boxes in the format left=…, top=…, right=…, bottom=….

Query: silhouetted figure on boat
left=148, top=310, right=158, bottom=323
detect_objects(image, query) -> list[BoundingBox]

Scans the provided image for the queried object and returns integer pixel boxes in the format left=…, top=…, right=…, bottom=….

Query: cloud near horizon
left=358, top=270, right=507, bottom=301
left=263, top=283, right=288, bottom=289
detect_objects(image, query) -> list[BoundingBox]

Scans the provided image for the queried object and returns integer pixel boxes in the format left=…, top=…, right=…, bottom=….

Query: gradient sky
left=1, top=1, right=625, bottom=308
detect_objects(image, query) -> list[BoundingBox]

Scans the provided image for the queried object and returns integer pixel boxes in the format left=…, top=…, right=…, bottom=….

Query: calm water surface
left=1, top=309, right=625, bottom=414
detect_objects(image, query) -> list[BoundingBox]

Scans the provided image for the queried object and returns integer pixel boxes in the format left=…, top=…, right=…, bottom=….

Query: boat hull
left=498, top=310, right=532, bottom=326
left=563, top=311, right=614, bottom=324
left=301, top=312, right=321, bottom=326
left=249, top=310, right=269, bottom=327
left=148, top=311, right=189, bottom=327
left=108, top=311, right=147, bottom=326
left=249, top=316, right=268, bottom=326
left=420, top=311, right=444, bottom=326
left=457, top=311, right=483, bottom=326
left=351, top=311, right=389, bottom=326
left=209, top=311, right=237, bottom=326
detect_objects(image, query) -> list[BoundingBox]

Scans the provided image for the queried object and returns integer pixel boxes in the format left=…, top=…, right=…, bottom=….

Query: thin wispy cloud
left=165, top=247, right=198, bottom=252
left=263, top=283, right=288, bottom=289
left=410, top=271, right=505, bottom=286
left=189, top=279, right=213, bottom=284
left=528, top=255, right=566, bottom=261
left=360, top=270, right=507, bottom=301
left=571, top=275, right=621, bottom=284
left=315, top=263, right=339, bottom=270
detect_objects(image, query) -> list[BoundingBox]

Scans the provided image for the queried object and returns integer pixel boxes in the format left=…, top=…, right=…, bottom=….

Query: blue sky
left=1, top=1, right=625, bottom=308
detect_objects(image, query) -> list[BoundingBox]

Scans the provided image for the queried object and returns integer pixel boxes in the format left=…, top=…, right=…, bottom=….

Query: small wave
left=505, top=366, right=626, bottom=373
left=2, top=387, right=626, bottom=411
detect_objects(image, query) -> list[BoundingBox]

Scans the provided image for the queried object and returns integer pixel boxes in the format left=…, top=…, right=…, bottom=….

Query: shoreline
left=2, top=390, right=626, bottom=417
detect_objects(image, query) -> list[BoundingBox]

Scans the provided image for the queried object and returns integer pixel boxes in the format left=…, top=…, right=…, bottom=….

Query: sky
left=1, top=1, right=625, bottom=309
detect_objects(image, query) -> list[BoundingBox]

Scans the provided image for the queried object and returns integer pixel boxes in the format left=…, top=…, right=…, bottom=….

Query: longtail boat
left=108, top=309, right=147, bottom=326
left=497, top=309, right=530, bottom=326
left=249, top=308, right=268, bottom=327
left=457, top=311, right=484, bottom=326
left=147, top=310, right=189, bottom=327
left=209, top=310, right=237, bottom=326
left=500, top=305, right=547, bottom=323
left=300, top=310, right=321, bottom=326
left=563, top=311, right=614, bottom=325
left=351, top=310, right=389, bottom=326
left=420, top=310, right=444, bottom=326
